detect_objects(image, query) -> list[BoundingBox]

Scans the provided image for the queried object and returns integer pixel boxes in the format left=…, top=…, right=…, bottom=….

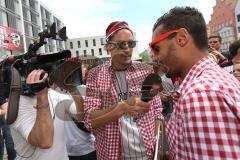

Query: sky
left=39, top=0, right=216, bottom=53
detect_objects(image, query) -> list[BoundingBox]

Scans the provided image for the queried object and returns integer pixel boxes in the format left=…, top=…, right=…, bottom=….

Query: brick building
left=208, top=0, right=238, bottom=53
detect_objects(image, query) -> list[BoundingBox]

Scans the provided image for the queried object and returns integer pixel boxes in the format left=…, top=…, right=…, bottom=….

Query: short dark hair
left=229, top=40, right=240, bottom=58
left=208, top=35, right=222, bottom=43
left=153, top=7, right=208, bottom=50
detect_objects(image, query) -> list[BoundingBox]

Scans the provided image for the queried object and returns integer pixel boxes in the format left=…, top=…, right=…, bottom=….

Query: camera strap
left=6, top=65, right=21, bottom=125
left=71, top=117, right=90, bottom=133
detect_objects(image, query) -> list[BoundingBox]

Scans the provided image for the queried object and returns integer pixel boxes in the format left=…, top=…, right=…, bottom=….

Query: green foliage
left=140, top=50, right=151, bottom=63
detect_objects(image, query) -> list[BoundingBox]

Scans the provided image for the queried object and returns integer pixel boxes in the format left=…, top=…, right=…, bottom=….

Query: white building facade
left=66, top=34, right=140, bottom=64
left=0, top=0, right=65, bottom=59
left=219, top=26, right=235, bottom=52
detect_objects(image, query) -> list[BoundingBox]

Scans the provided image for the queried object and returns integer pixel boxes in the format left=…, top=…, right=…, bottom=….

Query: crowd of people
left=0, top=6, right=239, bottom=160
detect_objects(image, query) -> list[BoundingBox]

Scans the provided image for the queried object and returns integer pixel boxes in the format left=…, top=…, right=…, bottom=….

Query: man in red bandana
left=84, top=21, right=162, bottom=160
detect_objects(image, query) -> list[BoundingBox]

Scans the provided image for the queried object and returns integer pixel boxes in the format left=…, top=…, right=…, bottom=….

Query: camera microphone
left=36, top=50, right=71, bottom=63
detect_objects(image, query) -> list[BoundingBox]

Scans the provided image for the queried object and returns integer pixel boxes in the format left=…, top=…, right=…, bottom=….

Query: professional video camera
left=13, top=22, right=70, bottom=82
left=2, top=23, right=83, bottom=125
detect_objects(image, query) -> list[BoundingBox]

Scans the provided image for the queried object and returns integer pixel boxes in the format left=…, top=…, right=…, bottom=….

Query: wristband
left=33, top=103, right=49, bottom=110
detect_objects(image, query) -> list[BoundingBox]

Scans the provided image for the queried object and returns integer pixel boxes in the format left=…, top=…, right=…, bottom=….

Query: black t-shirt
left=0, top=97, right=6, bottom=106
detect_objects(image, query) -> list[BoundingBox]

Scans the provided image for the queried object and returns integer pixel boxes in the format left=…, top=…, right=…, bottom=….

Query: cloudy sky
left=39, top=0, right=216, bottom=52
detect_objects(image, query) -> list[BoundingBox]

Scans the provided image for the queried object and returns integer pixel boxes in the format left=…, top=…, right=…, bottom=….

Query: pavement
left=3, top=147, right=7, bottom=160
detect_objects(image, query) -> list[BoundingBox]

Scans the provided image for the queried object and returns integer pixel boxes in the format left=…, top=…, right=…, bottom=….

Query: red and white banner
left=0, top=25, right=24, bottom=52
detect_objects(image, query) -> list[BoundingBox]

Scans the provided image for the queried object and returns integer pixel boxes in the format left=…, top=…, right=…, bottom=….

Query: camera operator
left=10, top=69, right=84, bottom=160
left=208, top=35, right=234, bottom=73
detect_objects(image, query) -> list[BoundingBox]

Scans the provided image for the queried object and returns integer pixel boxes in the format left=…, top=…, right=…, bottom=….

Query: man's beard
left=163, top=43, right=178, bottom=78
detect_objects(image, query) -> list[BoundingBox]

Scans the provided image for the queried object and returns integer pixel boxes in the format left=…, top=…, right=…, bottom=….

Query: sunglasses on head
left=209, top=40, right=219, bottom=44
left=108, top=40, right=137, bottom=50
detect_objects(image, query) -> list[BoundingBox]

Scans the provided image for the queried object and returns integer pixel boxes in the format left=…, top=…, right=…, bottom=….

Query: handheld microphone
left=141, top=73, right=162, bottom=102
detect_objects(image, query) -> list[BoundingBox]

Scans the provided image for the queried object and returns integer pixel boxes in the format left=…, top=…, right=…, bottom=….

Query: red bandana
left=106, top=21, right=132, bottom=40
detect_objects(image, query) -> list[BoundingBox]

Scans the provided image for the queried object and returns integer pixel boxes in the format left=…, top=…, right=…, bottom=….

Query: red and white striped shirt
left=166, top=56, right=240, bottom=159
left=84, top=61, right=162, bottom=160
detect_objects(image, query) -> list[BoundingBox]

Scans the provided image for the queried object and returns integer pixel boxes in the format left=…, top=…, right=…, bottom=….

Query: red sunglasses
left=149, top=29, right=180, bottom=48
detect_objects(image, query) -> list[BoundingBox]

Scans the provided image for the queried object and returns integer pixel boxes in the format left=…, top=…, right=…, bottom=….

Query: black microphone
left=220, top=60, right=233, bottom=68
left=141, top=73, right=162, bottom=102
left=36, top=50, right=71, bottom=63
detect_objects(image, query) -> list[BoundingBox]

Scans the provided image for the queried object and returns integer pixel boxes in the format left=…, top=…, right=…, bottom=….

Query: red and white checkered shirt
left=84, top=60, right=162, bottom=160
left=166, top=56, right=240, bottom=159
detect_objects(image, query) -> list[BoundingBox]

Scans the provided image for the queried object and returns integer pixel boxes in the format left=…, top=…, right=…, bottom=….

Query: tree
left=140, top=50, right=151, bottom=63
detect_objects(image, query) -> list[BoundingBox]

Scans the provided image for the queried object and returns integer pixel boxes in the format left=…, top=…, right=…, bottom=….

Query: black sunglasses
left=108, top=40, right=137, bottom=50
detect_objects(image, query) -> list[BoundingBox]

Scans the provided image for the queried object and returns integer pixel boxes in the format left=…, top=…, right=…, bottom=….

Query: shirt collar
left=175, top=55, right=216, bottom=98
left=107, top=59, right=136, bottom=73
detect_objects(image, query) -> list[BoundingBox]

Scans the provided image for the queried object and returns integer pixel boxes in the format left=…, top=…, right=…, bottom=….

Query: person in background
left=208, top=35, right=222, bottom=52
left=153, top=64, right=174, bottom=121
left=208, top=35, right=233, bottom=73
left=0, top=55, right=17, bottom=160
left=150, top=6, right=240, bottom=159
left=0, top=97, right=16, bottom=160
left=229, top=40, right=240, bottom=80
left=64, top=80, right=96, bottom=160
left=65, top=113, right=96, bottom=160
left=84, top=21, right=162, bottom=160
left=208, top=35, right=227, bottom=63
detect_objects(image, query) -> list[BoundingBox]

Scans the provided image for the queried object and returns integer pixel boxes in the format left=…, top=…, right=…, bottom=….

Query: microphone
left=220, top=60, right=233, bottom=68
left=36, top=50, right=71, bottom=63
left=141, top=73, right=162, bottom=102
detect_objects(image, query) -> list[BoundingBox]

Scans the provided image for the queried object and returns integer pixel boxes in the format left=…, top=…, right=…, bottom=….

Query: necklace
left=115, top=71, right=128, bottom=101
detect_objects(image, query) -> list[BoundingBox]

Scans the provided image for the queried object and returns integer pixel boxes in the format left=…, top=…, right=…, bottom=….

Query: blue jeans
left=0, top=125, right=16, bottom=160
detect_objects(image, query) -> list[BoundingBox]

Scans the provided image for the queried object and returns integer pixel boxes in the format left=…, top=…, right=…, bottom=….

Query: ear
left=105, top=43, right=115, bottom=51
left=175, top=28, right=189, bottom=47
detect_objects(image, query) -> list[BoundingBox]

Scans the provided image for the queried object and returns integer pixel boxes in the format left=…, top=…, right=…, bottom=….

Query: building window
left=5, top=0, right=15, bottom=12
left=85, top=40, right=88, bottom=47
left=100, top=38, right=106, bottom=45
left=213, top=26, right=215, bottom=32
left=78, top=41, right=81, bottom=48
left=237, top=14, right=240, bottom=22
left=91, top=49, right=94, bottom=56
left=70, top=42, right=73, bottom=49
left=0, top=10, right=8, bottom=26
left=93, top=39, right=96, bottom=46
left=225, top=22, right=228, bottom=26
left=76, top=51, right=79, bottom=57
left=29, top=0, right=36, bottom=10
left=84, top=50, right=87, bottom=57
left=99, top=48, right=102, bottom=55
